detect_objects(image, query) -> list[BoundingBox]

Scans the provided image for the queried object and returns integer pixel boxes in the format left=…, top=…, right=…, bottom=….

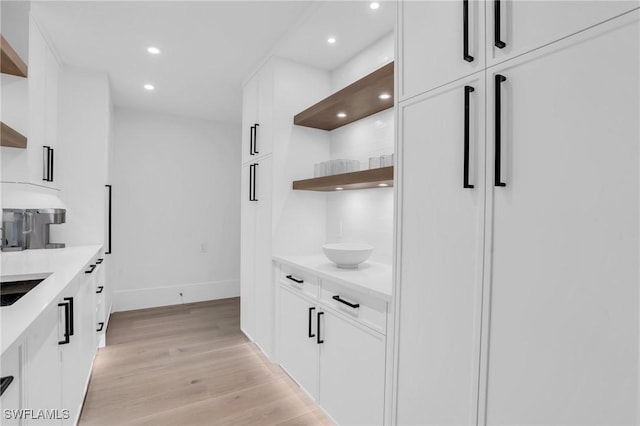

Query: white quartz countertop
left=1, top=245, right=102, bottom=355
left=273, top=254, right=393, bottom=301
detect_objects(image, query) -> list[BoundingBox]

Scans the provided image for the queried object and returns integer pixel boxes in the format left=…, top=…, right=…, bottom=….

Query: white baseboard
left=112, top=279, right=239, bottom=312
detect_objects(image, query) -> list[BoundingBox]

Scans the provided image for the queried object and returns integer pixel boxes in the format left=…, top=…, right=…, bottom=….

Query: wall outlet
left=200, top=243, right=207, bottom=253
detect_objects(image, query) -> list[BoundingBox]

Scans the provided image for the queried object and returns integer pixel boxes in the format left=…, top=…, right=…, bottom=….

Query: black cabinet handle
left=332, top=295, right=360, bottom=309
left=105, top=185, right=112, bottom=254
left=96, top=286, right=104, bottom=294
left=85, top=264, right=97, bottom=274
left=494, top=74, right=507, bottom=187
left=317, top=311, right=324, bottom=344
left=96, top=322, right=104, bottom=332
left=253, top=123, right=259, bottom=154
left=308, top=307, right=316, bottom=338
left=252, top=163, right=258, bottom=202
left=463, top=0, right=474, bottom=62
left=42, top=146, right=50, bottom=181
left=64, top=297, right=74, bottom=336
left=464, top=85, right=475, bottom=189
left=494, top=0, right=506, bottom=48
left=0, top=376, right=14, bottom=397
left=58, top=301, right=70, bottom=345
left=248, top=164, right=253, bottom=201
left=249, top=125, right=255, bottom=155
left=49, top=147, right=54, bottom=182
left=96, top=258, right=104, bottom=264
left=286, top=274, right=303, bottom=284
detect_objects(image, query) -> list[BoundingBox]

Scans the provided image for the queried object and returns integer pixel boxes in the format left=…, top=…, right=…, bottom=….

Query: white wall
left=111, top=108, right=240, bottom=311
left=326, top=32, right=395, bottom=265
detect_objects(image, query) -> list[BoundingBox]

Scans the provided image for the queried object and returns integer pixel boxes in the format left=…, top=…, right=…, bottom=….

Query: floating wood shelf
left=1, top=35, right=28, bottom=78
left=1, top=121, right=27, bottom=148
left=293, top=166, right=393, bottom=192
left=294, top=62, right=394, bottom=131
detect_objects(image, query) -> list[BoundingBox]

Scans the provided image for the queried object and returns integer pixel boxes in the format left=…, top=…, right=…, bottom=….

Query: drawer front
left=279, top=265, right=319, bottom=300
left=319, top=279, right=387, bottom=334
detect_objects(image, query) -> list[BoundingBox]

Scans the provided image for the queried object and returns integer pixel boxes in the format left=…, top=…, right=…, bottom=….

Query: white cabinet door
left=400, top=0, right=485, bottom=100
left=253, top=157, right=274, bottom=357
left=483, top=12, right=639, bottom=425
left=242, top=75, right=258, bottom=164
left=396, top=72, right=486, bottom=425
left=240, top=163, right=257, bottom=339
left=25, top=302, right=62, bottom=426
left=318, top=309, right=386, bottom=426
left=255, top=60, right=274, bottom=157
left=278, top=286, right=319, bottom=400
left=0, top=342, right=24, bottom=426
left=486, top=0, right=639, bottom=67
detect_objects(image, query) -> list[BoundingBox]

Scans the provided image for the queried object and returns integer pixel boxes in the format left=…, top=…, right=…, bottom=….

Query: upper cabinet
left=241, top=61, right=275, bottom=164
left=400, top=0, right=640, bottom=100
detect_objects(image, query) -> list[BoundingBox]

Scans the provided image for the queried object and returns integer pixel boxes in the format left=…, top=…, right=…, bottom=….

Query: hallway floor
left=79, top=298, right=332, bottom=425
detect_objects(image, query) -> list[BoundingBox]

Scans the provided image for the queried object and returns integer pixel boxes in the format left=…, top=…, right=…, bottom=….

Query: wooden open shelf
left=1, top=121, right=27, bottom=148
left=293, top=166, right=393, bottom=192
left=294, top=62, right=393, bottom=131
left=1, top=35, right=28, bottom=78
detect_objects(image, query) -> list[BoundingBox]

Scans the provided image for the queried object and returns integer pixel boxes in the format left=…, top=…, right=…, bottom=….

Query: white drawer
left=319, top=279, right=387, bottom=334
left=279, top=265, right=319, bottom=300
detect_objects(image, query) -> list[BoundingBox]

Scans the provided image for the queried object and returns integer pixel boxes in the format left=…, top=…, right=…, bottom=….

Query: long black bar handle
left=96, top=322, right=104, bottom=332
left=64, top=297, right=74, bottom=336
left=248, top=165, right=254, bottom=201
left=96, top=286, right=104, bottom=294
left=464, top=86, right=475, bottom=189
left=58, top=302, right=70, bottom=345
left=249, top=125, right=255, bottom=155
left=0, top=376, right=14, bottom=397
left=332, top=295, right=360, bottom=309
left=308, top=307, right=316, bottom=338
left=252, top=163, right=258, bottom=202
left=253, top=123, right=259, bottom=154
left=105, top=185, right=112, bottom=254
left=317, top=311, right=324, bottom=344
left=49, top=147, right=54, bottom=182
left=494, top=0, right=506, bottom=48
left=286, top=274, right=304, bottom=284
left=494, top=74, right=507, bottom=187
left=463, top=0, right=474, bottom=62
left=42, top=146, right=50, bottom=181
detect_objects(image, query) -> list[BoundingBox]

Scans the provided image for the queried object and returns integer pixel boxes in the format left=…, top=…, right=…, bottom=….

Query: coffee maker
left=1, top=208, right=66, bottom=251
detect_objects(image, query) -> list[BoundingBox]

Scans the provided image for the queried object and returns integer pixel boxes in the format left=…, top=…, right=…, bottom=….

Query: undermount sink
left=0, top=273, right=51, bottom=307
left=322, top=243, right=374, bottom=269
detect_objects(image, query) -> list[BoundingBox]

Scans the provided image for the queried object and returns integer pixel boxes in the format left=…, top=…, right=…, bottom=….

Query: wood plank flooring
left=79, top=298, right=333, bottom=426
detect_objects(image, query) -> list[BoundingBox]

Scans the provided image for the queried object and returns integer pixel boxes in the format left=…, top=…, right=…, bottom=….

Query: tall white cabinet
left=395, top=3, right=639, bottom=425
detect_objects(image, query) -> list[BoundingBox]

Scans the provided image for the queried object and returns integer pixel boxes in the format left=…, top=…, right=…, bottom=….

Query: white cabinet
left=0, top=342, right=24, bottom=426
left=396, top=7, right=640, bottom=426
left=241, top=75, right=258, bottom=163
left=396, top=73, right=486, bottom=425
left=399, top=0, right=485, bottom=100
left=276, top=264, right=388, bottom=425
left=241, top=62, right=274, bottom=164
left=482, top=13, right=639, bottom=425
left=485, top=0, right=639, bottom=67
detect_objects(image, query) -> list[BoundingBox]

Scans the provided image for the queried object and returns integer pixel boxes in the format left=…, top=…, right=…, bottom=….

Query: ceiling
left=32, top=1, right=395, bottom=123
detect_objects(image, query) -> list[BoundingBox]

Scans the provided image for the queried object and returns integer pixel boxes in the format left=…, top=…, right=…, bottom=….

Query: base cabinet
left=0, top=343, right=24, bottom=426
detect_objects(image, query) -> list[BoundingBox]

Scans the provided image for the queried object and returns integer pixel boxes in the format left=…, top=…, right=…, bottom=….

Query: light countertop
left=1, top=245, right=102, bottom=355
left=273, top=254, right=393, bottom=301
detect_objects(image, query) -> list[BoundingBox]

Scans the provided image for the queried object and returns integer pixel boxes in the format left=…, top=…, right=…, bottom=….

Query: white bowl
left=322, top=243, right=374, bottom=269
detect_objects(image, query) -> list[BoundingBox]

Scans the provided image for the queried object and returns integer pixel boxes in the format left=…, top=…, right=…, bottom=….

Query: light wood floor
left=79, top=298, right=332, bottom=426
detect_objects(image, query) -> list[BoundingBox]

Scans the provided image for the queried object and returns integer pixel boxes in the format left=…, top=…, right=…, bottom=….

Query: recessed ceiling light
left=378, top=183, right=389, bottom=187
left=335, top=187, right=344, bottom=191
left=144, top=84, right=155, bottom=91
left=147, top=46, right=161, bottom=55
left=379, top=93, right=391, bottom=100
left=370, top=2, right=380, bottom=9
left=327, top=37, right=337, bottom=44
left=337, top=112, right=347, bottom=118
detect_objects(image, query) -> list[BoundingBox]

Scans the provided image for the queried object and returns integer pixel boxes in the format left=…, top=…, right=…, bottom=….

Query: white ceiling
left=32, top=1, right=395, bottom=123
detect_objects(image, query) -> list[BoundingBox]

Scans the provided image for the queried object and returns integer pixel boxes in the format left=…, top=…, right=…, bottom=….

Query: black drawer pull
left=85, top=264, right=97, bottom=274
left=464, top=85, right=475, bottom=189
left=308, top=307, right=316, bottom=338
left=286, top=275, right=303, bottom=284
left=58, top=302, right=70, bottom=345
left=332, top=295, right=360, bottom=309
left=253, top=123, right=260, bottom=154
left=96, top=322, right=104, bottom=332
left=96, top=286, right=104, bottom=294
left=494, top=0, right=506, bottom=48
left=64, top=297, right=74, bottom=336
left=463, top=0, right=474, bottom=62
left=317, top=311, right=324, bottom=344
left=494, top=74, right=507, bottom=187
left=96, top=258, right=104, bottom=264
left=0, top=376, right=14, bottom=397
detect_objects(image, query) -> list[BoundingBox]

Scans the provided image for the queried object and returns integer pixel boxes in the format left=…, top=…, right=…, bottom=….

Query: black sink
left=0, top=279, right=46, bottom=306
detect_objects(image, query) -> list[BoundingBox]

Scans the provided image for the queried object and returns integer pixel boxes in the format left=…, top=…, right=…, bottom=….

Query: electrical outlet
left=200, top=243, right=207, bottom=253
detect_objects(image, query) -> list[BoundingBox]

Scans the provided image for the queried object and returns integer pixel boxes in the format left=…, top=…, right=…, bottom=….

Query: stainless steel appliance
left=1, top=208, right=66, bottom=251
left=1, top=209, right=30, bottom=251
